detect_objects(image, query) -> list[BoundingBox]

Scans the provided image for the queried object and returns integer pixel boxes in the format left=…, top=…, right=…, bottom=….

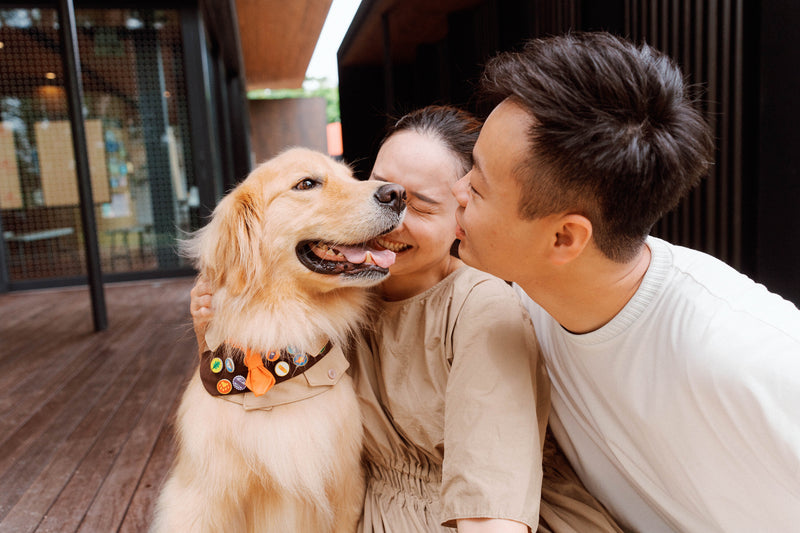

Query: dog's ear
left=203, top=186, right=264, bottom=296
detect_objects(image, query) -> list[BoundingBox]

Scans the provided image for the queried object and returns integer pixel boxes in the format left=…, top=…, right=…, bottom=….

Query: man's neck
left=522, top=244, right=652, bottom=334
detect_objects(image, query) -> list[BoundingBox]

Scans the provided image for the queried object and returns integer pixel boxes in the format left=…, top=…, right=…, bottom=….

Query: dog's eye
left=294, top=178, right=319, bottom=191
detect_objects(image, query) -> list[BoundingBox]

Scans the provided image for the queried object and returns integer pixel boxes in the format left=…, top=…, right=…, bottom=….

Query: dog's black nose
left=375, top=183, right=406, bottom=214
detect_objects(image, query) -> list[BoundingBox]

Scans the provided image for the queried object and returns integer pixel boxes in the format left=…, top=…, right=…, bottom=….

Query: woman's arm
left=457, top=518, right=529, bottom=532
left=440, top=275, right=548, bottom=531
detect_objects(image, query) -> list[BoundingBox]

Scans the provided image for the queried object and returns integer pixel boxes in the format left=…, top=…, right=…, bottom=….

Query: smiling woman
left=368, top=125, right=467, bottom=300
left=345, top=106, right=547, bottom=533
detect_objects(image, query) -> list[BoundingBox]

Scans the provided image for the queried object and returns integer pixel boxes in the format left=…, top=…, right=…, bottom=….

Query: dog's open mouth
left=296, top=239, right=397, bottom=277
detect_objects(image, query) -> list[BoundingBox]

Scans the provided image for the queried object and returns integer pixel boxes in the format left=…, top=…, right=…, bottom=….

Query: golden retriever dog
left=152, top=147, right=405, bottom=533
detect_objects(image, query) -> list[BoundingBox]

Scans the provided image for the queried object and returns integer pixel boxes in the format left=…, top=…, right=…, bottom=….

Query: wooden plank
left=0, top=291, right=87, bottom=354
left=77, top=334, right=196, bottom=532
left=31, top=282, right=192, bottom=533
left=0, top=280, right=189, bottom=439
left=0, top=278, right=196, bottom=533
left=0, top=307, right=149, bottom=442
left=0, top=317, right=170, bottom=520
left=0, top=289, right=93, bottom=377
left=0, top=309, right=159, bottom=480
left=0, top=345, right=116, bottom=486
left=117, top=403, right=181, bottom=533
left=0, top=347, right=151, bottom=532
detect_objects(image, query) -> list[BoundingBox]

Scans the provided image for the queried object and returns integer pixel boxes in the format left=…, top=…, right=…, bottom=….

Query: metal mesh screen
left=0, top=7, right=196, bottom=283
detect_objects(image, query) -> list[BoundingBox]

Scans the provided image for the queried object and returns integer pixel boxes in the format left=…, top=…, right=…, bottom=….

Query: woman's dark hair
left=481, top=32, right=714, bottom=262
left=382, top=105, right=482, bottom=176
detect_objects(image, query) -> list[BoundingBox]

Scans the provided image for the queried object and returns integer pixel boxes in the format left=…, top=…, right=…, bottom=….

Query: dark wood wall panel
left=626, top=0, right=752, bottom=272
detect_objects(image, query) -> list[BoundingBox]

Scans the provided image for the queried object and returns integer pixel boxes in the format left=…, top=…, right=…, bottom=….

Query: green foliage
left=247, top=78, right=340, bottom=123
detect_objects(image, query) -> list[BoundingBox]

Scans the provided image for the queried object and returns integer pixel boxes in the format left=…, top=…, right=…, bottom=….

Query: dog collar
left=199, top=341, right=333, bottom=397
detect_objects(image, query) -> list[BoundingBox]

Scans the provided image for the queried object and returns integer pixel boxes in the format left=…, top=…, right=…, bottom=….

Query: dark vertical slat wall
left=626, top=0, right=754, bottom=275
left=592, top=2, right=790, bottom=297
left=615, top=0, right=800, bottom=301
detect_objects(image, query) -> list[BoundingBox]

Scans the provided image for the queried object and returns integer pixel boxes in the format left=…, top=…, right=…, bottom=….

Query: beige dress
left=351, top=266, right=550, bottom=531
left=351, top=266, right=624, bottom=533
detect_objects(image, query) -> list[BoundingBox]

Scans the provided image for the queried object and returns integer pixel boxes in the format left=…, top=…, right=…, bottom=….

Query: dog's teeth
left=364, top=251, right=375, bottom=264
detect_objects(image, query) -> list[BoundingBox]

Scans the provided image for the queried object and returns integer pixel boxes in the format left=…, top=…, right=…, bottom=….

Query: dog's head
left=186, top=147, right=406, bottom=297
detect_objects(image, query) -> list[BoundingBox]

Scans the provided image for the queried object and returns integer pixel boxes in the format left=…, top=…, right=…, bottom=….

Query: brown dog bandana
left=200, top=341, right=333, bottom=397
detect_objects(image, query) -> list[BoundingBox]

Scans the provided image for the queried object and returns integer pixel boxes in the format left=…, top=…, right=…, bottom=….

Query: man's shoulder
left=650, top=238, right=800, bottom=347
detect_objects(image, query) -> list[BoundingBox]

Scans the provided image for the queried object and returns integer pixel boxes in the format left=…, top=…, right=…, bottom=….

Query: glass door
left=0, top=6, right=197, bottom=286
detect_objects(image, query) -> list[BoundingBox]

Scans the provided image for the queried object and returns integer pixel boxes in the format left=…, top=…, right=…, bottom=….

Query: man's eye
left=294, top=178, right=319, bottom=191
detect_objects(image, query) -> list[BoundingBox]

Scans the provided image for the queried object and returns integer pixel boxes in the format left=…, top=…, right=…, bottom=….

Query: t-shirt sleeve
left=440, top=277, right=549, bottom=529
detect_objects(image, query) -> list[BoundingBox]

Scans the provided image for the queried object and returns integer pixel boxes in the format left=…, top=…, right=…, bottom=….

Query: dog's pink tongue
left=339, top=246, right=396, bottom=268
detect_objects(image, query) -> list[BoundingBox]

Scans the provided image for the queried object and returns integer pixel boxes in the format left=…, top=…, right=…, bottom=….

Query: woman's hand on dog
left=190, top=276, right=213, bottom=355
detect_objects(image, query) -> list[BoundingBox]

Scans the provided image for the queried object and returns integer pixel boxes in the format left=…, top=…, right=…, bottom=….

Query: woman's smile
left=376, top=235, right=411, bottom=253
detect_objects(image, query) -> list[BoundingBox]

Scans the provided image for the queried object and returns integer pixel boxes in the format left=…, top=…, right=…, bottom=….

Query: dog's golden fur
left=152, top=148, right=404, bottom=533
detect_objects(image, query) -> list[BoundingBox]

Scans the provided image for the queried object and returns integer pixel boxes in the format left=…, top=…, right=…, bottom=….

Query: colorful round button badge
left=217, top=379, right=232, bottom=395
left=210, top=357, right=223, bottom=374
left=225, top=357, right=235, bottom=372
left=232, top=375, right=247, bottom=391
left=275, top=361, right=290, bottom=377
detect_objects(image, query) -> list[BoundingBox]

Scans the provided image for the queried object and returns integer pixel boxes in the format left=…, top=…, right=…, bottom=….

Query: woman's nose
left=452, top=175, right=469, bottom=206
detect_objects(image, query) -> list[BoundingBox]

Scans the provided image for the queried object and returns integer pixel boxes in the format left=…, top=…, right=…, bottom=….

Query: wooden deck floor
left=0, top=277, right=197, bottom=533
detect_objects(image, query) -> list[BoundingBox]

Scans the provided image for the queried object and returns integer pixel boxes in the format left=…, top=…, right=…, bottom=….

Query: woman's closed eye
left=409, top=202, right=436, bottom=215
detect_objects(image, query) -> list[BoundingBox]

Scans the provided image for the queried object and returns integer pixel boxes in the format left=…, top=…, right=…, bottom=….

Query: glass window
left=0, top=6, right=196, bottom=282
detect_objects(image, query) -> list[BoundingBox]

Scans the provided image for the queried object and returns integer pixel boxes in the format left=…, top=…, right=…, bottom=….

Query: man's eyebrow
left=372, top=174, right=439, bottom=204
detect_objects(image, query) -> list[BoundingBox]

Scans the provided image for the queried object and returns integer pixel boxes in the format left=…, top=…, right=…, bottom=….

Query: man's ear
left=548, top=213, right=592, bottom=265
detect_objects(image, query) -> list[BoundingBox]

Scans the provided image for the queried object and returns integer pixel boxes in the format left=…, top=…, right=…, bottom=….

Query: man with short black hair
left=453, top=32, right=800, bottom=532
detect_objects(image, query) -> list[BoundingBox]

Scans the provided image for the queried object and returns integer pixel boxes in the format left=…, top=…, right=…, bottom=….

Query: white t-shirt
left=515, top=236, right=800, bottom=533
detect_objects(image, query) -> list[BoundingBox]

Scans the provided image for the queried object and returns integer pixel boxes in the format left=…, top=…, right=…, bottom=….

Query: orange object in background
left=327, top=122, right=343, bottom=157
